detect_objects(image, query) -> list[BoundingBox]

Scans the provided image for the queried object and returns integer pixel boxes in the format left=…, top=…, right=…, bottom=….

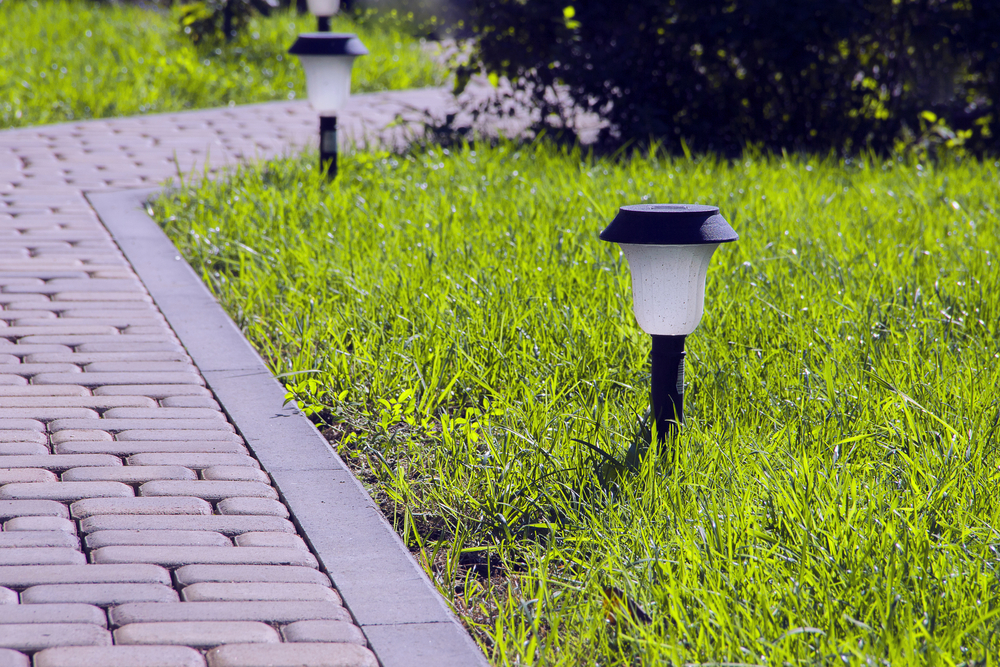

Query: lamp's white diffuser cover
left=306, top=0, right=340, bottom=16
left=600, top=204, right=737, bottom=335
left=297, top=55, right=356, bottom=114
left=620, top=243, right=720, bottom=335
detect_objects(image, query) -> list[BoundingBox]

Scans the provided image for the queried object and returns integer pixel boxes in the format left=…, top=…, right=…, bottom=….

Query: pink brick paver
left=0, top=90, right=453, bottom=665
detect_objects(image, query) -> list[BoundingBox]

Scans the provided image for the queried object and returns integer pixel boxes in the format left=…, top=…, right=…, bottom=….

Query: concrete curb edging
left=86, top=187, right=490, bottom=667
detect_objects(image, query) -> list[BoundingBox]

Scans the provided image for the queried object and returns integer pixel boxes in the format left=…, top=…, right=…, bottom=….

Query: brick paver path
left=0, top=90, right=452, bottom=667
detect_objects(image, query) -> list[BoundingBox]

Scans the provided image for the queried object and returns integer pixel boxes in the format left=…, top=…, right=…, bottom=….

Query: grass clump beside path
left=0, top=0, right=445, bottom=129
left=155, top=144, right=1000, bottom=665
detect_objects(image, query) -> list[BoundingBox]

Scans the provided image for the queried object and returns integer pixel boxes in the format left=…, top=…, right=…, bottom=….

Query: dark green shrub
left=469, top=0, right=1000, bottom=154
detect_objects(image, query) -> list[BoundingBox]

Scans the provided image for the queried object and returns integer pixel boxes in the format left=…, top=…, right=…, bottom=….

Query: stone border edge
left=86, top=187, right=490, bottom=667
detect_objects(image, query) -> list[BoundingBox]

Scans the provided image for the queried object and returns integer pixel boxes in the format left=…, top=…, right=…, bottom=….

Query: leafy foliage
left=468, top=0, right=1000, bottom=154
left=176, top=0, right=280, bottom=47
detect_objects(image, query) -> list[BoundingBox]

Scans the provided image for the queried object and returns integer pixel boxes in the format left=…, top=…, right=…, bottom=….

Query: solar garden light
left=305, top=0, right=339, bottom=31
left=600, top=204, right=738, bottom=443
left=288, top=33, right=368, bottom=180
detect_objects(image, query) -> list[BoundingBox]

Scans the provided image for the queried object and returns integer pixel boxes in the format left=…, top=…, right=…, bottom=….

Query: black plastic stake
left=319, top=115, right=337, bottom=180
left=650, top=334, right=686, bottom=442
left=317, top=16, right=331, bottom=31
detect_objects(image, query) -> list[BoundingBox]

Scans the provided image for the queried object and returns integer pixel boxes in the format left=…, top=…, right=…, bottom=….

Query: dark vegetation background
left=468, top=0, right=1000, bottom=155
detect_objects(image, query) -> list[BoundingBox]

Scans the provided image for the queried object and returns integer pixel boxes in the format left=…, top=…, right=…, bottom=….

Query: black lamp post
left=288, top=33, right=368, bottom=180
left=305, top=0, right=339, bottom=31
left=600, top=204, right=738, bottom=442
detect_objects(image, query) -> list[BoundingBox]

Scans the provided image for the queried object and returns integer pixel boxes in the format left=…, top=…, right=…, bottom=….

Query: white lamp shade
left=620, top=243, right=720, bottom=335
left=296, top=55, right=356, bottom=114
left=306, top=0, right=340, bottom=16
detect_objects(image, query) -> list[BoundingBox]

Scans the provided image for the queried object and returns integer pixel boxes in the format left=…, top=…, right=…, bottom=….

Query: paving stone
left=19, top=304, right=153, bottom=315
left=76, top=343, right=180, bottom=354
left=91, top=546, right=317, bottom=568
left=85, top=363, right=196, bottom=374
left=0, top=367, right=87, bottom=381
left=103, top=407, right=225, bottom=420
left=123, top=326, right=172, bottom=336
left=234, top=533, right=308, bottom=551
left=205, top=643, right=377, bottom=667
left=34, top=373, right=205, bottom=387
left=20, top=583, right=179, bottom=606
left=202, top=468, right=270, bottom=484
left=0, top=548, right=84, bottom=566
left=3, top=517, right=76, bottom=533
left=117, top=430, right=242, bottom=442
left=70, top=497, right=212, bottom=518
left=94, top=385, right=210, bottom=399
left=0, top=377, right=26, bottom=386
left=0, top=295, right=50, bottom=306
left=0, top=327, right=118, bottom=338
left=139, top=481, right=277, bottom=501
left=0, top=455, right=121, bottom=471
left=32, top=645, right=205, bottom=667
left=174, top=565, right=332, bottom=587
left=161, top=396, right=220, bottom=409
left=0, top=430, right=46, bottom=443
left=110, top=601, right=350, bottom=626
left=215, top=498, right=289, bottom=518
left=5, top=279, right=141, bottom=294
left=0, top=499, right=69, bottom=520
left=114, top=621, right=280, bottom=648
left=0, top=443, right=47, bottom=455
left=0, top=624, right=111, bottom=651
left=49, top=418, right=230, bottom=433
left=0, top=311, right=57, bottom=322
left=48, top=314, right=161, bottom=324
left=62, top=466, right=197, bottom=483
left=27, top=353, right=186, bottom=364
left=280, top=620, right=367, bottom=645
left=86, top=530, right=231, bottom=548
left=50, top=430, right=112, bottom=443
left=0, top=531, right=78, bottom=549
left=56, top=441, right=247, bottom=456
left=20, top=335, right=173, bottom=346
left=0, top=564, right=170, bottom=588
left=0, top=408, right=97, bottom=422
left=0, top=603, right=106, bottom=626
left=0, top=481, right=133, bottom=501
left=182, top=582, right=340, bottom=604
left=0, top=386, right=88, bottom=397
left=0, top=649, right=27, bottom=667
left=0, top=396, right=157, bottom=408
left=28, top=317, right=166, bottom=331
left=0, top=586, right=15, bottom=604
left=127, top=454, right=260, bottom=469
left=0, top=419, right=43, bottom=431
left=79, top=515, right=294, bottom=536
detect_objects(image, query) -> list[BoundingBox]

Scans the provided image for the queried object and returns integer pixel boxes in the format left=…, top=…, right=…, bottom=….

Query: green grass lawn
left=0, top=0, right=445, bottom=129
left=154, top=144, right=1000, bottom=665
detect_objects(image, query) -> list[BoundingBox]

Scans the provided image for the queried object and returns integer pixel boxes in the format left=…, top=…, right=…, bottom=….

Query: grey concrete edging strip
left=86, top=187, right=490, bottom=667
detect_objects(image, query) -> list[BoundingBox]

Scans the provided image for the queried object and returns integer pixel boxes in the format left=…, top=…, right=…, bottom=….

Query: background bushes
left=469, top=0, right=1000, bottom=154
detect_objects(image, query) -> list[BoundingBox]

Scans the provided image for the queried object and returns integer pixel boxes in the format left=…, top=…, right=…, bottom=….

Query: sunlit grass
left=0, top=0, right=445, bottom=129
left=155, top=143, right=1000, bottom=665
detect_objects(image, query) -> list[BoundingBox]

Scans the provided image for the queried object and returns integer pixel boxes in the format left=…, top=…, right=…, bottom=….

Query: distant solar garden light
left=288, top=33, right=368, bottom=180
left=600, top=204, right=738, bottom=443
left=305, top=0, right=339, bottom=31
